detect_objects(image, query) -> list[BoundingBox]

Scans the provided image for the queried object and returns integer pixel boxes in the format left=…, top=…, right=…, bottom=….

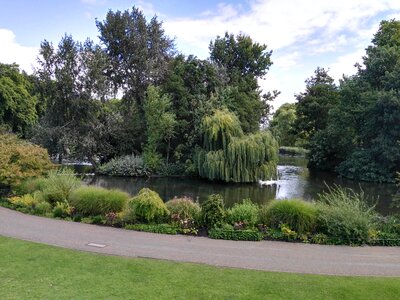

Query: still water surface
left=85, top=156, right=398, bottom=215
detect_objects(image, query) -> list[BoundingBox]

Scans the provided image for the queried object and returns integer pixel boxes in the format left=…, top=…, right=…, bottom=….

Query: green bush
left=69, top=186, right=129, bottom=216
left=53, top=202, right=71, bottom=218
left=227, top=199, right=259, bottom=228
left=259, top=199, right=317, bottom=234
left=13, top=177, right=47, bottom=196
left=0, top=132, right=53, bottom=186
left=98, top=155, right=150, bottom=177
left=125, top=223, right=179, bottom=235
left=130, top=188, right=169, bottom=223
left=41, top=169, right=81, bottom=204
left=316, top=186, right=377, bottom=245
left=35, top=201, right=52, bottom=215
left=201, top=194, right=225, bottom=229
left=208, top=228, right=263, bottom=241
left=166, top=197, right=201, bottom=225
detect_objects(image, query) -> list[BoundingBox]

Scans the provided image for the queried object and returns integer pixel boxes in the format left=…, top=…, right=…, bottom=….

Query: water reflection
left=85, top=155, right=398, bottom=215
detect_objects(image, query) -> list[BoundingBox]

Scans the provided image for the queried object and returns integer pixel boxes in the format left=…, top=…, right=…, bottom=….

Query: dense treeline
left=270, top=20, right=400, bottom=183
left=1, top=7, right=399, bottom=183
left=0, top=6, right=278, bottom=182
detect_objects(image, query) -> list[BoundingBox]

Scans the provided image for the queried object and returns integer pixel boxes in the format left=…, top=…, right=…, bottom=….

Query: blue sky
left=1, top=0, right=400, bottom=108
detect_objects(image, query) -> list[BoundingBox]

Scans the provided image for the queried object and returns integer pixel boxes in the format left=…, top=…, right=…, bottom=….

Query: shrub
left=227, top=199, right=259, bottom=228
left=98, top=155, right=150, bottom=177
left=69, top=186, right=129, bottom=216
left=316, top=186, right=377, bottom=245
left=118, top=206, right=137, bottom=225
left=208, top=228, right=263, bottom=241
left=259, top=199, right=317, bottom=234
left=125, top=224, right=179, bottom=235
left=201, top=194, right=225, bottom=229
left=8, top=194, right=38, bottom=209
left=130, top=188, right=169, bottom=223
left=166, top=197, right=201, bottom=225
left=35, top=201, right=52, bottom=215
left=41, top=169, right=81, bottom=204
left=13, top=177, right=47, bottom=196
left=53, top=202, right=71, bottom=218
left=0, top=132, right=53, bottom=186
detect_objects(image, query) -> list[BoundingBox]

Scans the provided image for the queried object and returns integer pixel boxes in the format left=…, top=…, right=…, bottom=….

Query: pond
left=83, top=155, right=399, bottom=215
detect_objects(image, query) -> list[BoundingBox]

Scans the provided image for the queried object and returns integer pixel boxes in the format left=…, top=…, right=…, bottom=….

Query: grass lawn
left=0, top=236, right=399, bottom=299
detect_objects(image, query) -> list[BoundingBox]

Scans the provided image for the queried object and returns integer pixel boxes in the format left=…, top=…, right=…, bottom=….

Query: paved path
left=1, top=207, right=400, bottom=276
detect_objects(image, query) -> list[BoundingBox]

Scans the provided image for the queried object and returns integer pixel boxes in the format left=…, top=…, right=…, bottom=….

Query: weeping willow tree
left=195, top=108, right=278, bottom=182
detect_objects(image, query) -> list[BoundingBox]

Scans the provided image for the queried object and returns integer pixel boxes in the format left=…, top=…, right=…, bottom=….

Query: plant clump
left=69, top=186, right=129, bottom=216
left=259, top=199, right=318, bottom=234
left=130, top=188, right=169, bottom=223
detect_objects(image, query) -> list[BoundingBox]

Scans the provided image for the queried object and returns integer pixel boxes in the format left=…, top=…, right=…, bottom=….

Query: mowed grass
left=0, top=236, right=399, bottom=300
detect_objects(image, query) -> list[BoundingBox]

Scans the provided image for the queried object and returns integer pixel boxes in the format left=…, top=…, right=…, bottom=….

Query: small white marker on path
left=87, top=243, right=107, bottom=248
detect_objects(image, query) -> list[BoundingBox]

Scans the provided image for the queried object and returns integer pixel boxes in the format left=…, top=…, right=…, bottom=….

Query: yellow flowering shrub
left=0, top=133, right=53, bottom=186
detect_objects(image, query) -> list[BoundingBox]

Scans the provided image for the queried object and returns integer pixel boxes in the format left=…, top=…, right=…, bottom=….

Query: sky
left=1, top=0, right=400, bottom=109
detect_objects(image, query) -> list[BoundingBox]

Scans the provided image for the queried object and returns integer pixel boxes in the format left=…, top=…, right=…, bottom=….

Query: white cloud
left=274, top=52, right=300, bottom=70
left=329, top=49, right=365, bottom=81
left=0, top=29, right=38, bottom=73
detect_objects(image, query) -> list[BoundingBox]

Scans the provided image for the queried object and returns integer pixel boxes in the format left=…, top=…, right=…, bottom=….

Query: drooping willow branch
left=196, top=108, right=278, bottom=182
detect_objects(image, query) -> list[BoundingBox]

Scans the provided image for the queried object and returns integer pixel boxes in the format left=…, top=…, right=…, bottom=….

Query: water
left=84, top=155, right=399, bottom=215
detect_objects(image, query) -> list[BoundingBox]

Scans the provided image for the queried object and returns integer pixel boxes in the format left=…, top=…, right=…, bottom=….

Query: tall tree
left=308, top=20, right=400, bottom=182
left=34, top=35, right=114, bottom=165
left=0, top=63, right=37, bottom=136
left=209, top=33, right=275, bottom=132
left=294, top=67, right=339, bottom=144
left=143, top=85, right=177, bottom=170
left=96, top=7, right=175, bottom=109
left=270, top=103, right=298, bottom=147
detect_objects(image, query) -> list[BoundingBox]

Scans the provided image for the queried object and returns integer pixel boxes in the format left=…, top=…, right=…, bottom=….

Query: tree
left=195, top=108, right=278, bottom=183
left=294, top=67, right=339, bottom=145
left=96, top=7, right=175, bottom=109
left=143, top=85, right=177, bottom=170
left=209, top=33, right=275, bottom=132
left=308, top=20, right=400, bottom=182
left=161, top=55, right=226, bottom=163
left=0, top=63, right=37, bottom=136
left=269, top=103, right=298, bottom=147
left=34, top=35, right=114, bottom=165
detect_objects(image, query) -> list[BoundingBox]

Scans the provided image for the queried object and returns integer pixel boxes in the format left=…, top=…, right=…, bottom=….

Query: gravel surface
left=1, top=207, right=400, bottom=276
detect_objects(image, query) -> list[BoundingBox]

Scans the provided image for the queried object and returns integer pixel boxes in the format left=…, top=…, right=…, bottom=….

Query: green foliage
left=40, top=169, right=81, bottom=204
left=35, top=201, right=52, bottom=215
left=125, top=223, right=179, bottom=235
left=270, top=103, right=298, bottom=147
left=196, top=109, right=278, bottom=182
left=209, top=32, right=273, bottom=132
left=13, top=177, right=47, bottom=196
left=306, top=21, right=400, bottom=182
left=130, top=188, right=169, bottom=223
left=0, top=63, right=38, bottom=135
left=259, top=199, right=318, bottom=234
left=316, top=186, right=377, bottom=245
left=227, top=199, right=259, bottom=228
left=279, top=147, right=309, bottom=156
left=8, top=194, right=39, bottom=210
left=294, top=67, right=339, bottom=145
left=69, top=186, right=129, bottom=216
left=52, top=201, right=71, bottom=218
left=143, top=85, right=177, bottom=170
left=166, top=197, right=201, bottom=225
left=0, top=132, right=53, bottom=186
left=208, top=228, right=263, bottom=241
left=200, top=194, right=225, bottom=229
left=98, top=155, right=149, bottom=177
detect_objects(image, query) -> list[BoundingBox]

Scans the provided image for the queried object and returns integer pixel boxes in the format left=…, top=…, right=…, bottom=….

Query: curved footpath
left=1, top=207, right=400, bottom=276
